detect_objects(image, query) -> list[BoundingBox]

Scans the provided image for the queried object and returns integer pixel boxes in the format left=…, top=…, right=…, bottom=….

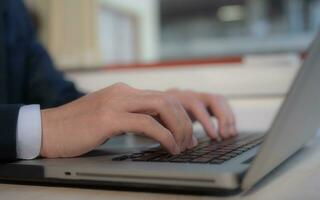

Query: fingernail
left=173, top=144, right=180, bottom=155
left=192, top=136, right=198, bottom=147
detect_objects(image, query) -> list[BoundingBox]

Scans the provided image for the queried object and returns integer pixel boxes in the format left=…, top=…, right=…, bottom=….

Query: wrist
left=40, top=108, right=59, bottom=158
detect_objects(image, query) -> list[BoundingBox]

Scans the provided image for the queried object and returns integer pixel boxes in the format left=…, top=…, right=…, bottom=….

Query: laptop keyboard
left=112, top=134, right=263, bottom=164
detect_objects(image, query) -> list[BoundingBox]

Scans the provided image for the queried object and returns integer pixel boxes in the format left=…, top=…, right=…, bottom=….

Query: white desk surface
left=1, top=100, right=320, bottom=200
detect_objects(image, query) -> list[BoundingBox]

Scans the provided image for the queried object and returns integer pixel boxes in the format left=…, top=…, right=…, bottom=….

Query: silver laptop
left=1, top=32, right=320, bottom=195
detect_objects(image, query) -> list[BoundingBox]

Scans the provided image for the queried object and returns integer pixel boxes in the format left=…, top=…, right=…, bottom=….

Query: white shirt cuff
left=16, top=105, right=42, bottom=159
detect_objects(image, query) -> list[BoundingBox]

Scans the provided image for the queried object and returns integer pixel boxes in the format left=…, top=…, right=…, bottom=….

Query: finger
left=192, top=135, right=198, bottom=147
left=205, top=95, right=236, bottom=139
left=223, top=101, right=237, bottom=136
left=166, top=90, right=197, bottom=146
left=187, top=99, right=219, bottom=140
left=174, top=101, right=194, bottom=150
left=230, top=124, right=238, bottom=137
left=120, top=113, right=180, bottom=154
left=127, top=91, right=190, bottom=151
left=227, top=109, right=237, bottom=137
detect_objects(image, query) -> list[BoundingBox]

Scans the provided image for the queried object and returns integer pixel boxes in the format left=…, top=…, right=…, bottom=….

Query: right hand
left=40, top=83, right=195, bottom=158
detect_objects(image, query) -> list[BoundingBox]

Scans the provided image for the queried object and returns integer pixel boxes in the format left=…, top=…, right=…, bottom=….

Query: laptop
left=1, top=31, right=320, bottom=195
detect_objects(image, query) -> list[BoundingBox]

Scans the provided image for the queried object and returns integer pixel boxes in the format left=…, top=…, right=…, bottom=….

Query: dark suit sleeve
left=0, top=1, right=85, bottom=162
left=0, top=104, right=22, bottom=162
left=24, top=39, right=85, bottom=108
left=18, top=0, right=84, bottom=108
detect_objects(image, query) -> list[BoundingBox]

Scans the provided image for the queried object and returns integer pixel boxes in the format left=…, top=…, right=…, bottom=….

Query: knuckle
left=110, top=82, right=131, bottom=91
left=113, top=82, right=128, bottom=88
left=158, top=94, right=173, bottom=107
left=171, top=96, right=181, bottom=106
left=211, top=94, right=226, bottom=102
left=189, top=99, right=203, bottom=110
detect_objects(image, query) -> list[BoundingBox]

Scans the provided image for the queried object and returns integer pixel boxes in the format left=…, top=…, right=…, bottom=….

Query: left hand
left=166, top=89, right=237, bottom=140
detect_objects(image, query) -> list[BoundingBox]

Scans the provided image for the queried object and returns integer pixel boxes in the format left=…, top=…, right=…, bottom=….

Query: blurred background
left=24, top=0, right=320, bottom=67
left=24, top=0, right=320, bottom=132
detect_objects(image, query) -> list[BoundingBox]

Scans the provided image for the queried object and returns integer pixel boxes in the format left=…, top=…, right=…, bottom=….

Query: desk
left=1, top=102, right=320, bottom=200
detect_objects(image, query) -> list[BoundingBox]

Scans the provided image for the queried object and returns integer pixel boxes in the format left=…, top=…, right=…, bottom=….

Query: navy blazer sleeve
left=24, top=38, right=85, bottom=108
left=0, top=0, right=84, bottom=162
left=0, top=105, right=21, bottom=162
left=18, top=1, right=84, bottom=108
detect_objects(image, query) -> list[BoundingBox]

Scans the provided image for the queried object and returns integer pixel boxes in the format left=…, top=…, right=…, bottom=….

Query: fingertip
left=231, top=126, right=238, bottom=137
left=172, top=143, right=181, bottom=155
left=208, top=133, right=218, bottom=141
left=227, top=123, right=237, bottom=136
left=187, top=139, right=194, bottom=149
left=192, top=135, right=198, bottom=147
left=205, top=127, right=219, bottom=141
left=219, top=126, right=229, bottom=139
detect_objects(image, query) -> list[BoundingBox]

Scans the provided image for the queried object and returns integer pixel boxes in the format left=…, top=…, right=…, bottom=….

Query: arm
left=0, top=0, right=83, bottom=162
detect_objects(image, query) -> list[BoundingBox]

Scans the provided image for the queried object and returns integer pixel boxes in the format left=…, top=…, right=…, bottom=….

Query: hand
left=166, top=89, right=237, bottom=139
left=41, top=83, right=195, bottom=158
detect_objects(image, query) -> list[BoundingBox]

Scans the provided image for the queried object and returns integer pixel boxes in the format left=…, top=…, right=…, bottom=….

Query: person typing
left=0, top=0, right=237, bottom=162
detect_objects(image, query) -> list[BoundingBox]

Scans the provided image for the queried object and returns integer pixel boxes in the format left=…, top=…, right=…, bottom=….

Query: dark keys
left=113, top=134, right=264, bottom=165
left=112, top=155, right=129, bottom=161
left=150, top=154, right=173, bottom=162
left=131, top=152, right=166, bottom=161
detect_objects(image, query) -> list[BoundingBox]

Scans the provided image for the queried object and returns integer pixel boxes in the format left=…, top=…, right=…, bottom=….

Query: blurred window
left=25, top=0, right=320, bottom=68
left=160, top=0, right=320, bottom=60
